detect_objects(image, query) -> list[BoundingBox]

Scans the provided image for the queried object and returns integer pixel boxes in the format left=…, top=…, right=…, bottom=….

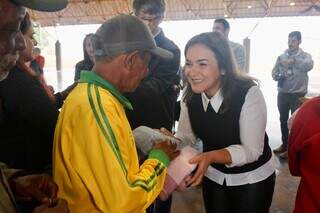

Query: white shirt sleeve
left=225, top=86, right=267, bottom=167
left=174, top=100, right=198, bottom=147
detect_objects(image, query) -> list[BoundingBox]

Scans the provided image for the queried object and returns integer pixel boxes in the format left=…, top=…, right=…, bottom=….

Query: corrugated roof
left=29, top=0, right=320, bottom=26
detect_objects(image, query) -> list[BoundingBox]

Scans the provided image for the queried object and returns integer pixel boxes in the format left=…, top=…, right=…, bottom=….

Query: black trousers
left=146, top=196, right=172, bottom=213
left=277, top=92, right=305, bottom=148
left=202, top=173, right=275, bottom=213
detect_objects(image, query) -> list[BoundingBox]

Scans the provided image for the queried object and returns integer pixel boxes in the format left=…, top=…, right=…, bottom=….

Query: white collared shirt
left=175, top=86, right=275, bottom=186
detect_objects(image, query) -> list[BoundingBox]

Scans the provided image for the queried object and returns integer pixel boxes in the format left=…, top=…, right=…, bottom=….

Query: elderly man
left=53, top=14, right=179, bottom=213
left=0, top=0, right=69, bottom=212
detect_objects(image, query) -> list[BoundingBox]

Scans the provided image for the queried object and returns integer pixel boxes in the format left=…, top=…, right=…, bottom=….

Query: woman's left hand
left=186, top=152, right=213, bottom=187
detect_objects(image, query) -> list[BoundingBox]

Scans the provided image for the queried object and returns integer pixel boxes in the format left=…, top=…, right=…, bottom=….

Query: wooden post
left=55, top=40, right=62, bottom=91
left=55, top=40, right=62, bottom=71
left=243, top=37, right=250, bottom=73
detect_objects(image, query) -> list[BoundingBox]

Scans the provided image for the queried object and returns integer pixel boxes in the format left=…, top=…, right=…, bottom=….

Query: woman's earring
left=221, top=70, right=225, bottom=75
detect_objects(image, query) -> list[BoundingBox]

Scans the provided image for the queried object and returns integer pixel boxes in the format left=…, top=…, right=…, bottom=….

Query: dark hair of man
left=289, top=31, right=301, bottom=41
left=133, top=0, right=165, bottom=16
left=214, top=18, right=230, bottom=31
left=183, top=32, right=257, bottom=112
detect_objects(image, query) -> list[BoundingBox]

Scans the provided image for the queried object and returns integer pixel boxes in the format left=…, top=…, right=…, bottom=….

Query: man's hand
left=153, top=140, right=180, bottom=161
left=280, top=58, right=294, bottom=66
left=32, top=199, right=69, bottom=213
left=9, top=174, right=58, bottom=205
left=159, top=127, right=175, bottom=137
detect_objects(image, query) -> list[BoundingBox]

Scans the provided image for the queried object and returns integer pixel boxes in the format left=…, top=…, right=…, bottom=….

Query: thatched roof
left=29, top=0, right=320, bottom=26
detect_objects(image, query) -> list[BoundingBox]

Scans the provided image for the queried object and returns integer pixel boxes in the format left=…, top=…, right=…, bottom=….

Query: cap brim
left=11, top=0, right=68, bottom=12
left=150, top=47, right=174, bottom=60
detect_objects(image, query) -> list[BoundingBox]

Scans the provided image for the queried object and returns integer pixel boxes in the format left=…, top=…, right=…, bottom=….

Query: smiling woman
left=174, top=32, right=276, bottom=212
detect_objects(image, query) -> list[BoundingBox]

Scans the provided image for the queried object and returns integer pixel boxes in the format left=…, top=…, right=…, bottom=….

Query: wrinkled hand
left=32, top=199, right=69, bottom=213
left=10, top=174, right=58, bottom=205
left=186, top=153, right=212, bottom=187
left=153, top=140, right=180, bottom=161
left=159, top=127, right=175, bottom=137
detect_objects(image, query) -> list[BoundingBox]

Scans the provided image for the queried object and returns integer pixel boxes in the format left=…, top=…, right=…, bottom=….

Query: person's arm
left=272, top=56, right=282, bottom=81
left=125, top=47, right=180, bottom=103
left=74, top=62, right=83, bottom=82
left=287, top=98, right=317, bottom=176
left=0, top=162, right=25, bottom=180
left=174, top=100, right=198, bottom=146
left=225, top=86, right=267, bottom=167
left=293, top=52, right=313, bottom=72
left=54, top=83, right=77, bottom=109
left=288, top=112, right=303, bottom=176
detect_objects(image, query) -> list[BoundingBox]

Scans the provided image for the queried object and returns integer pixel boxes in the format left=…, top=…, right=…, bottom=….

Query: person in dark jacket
left=126, top=1, right=180, bottom=212
left=127, top=0, right=180, bottom=132
left=0, top=1, right=69, bottom=212
left=0, top=13, right=59, bottom=173
left=74, top=33, right=95, bottom=81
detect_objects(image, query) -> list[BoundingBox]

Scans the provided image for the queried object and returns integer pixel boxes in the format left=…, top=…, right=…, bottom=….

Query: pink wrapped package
left=159, top=146, right=199, bottom=200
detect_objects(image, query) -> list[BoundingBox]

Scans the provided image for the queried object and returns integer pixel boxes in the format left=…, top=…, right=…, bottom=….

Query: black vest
left=188, top=85, right=272, bottom=174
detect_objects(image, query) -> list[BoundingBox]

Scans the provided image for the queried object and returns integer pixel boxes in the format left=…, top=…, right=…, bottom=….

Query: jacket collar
left=79, top=71, right=132, bottom=110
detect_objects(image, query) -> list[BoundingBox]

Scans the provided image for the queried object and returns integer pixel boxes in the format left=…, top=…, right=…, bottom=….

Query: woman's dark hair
left=20, top=12, right=32, bottom=34
left=183, top=32, right=257, bottom=111
left=83, top=33, right=95, bottom=65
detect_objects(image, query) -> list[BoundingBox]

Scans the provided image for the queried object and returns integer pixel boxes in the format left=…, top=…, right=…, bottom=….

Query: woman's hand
left=186, top=152, right=213, bottom=187
left=186, top=149, right=232, bottom=187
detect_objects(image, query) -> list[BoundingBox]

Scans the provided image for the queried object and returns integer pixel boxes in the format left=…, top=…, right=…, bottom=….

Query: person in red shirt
left=33, top=47, right=45, bottom=69
left=288, top=96, right=320, bottom=213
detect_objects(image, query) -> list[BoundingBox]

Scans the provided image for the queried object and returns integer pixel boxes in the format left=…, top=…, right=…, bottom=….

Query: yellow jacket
left=53, top=71, right=169, bottom=213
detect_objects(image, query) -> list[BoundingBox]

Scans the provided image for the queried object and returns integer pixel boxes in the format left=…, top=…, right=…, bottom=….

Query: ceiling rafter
left=30, top=0, right=320, bottom=26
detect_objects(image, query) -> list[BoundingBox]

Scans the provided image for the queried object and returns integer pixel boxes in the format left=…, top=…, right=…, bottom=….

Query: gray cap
left=10, top=0, right=68, bottom=12
left=94, top=14, right=173, bottom=60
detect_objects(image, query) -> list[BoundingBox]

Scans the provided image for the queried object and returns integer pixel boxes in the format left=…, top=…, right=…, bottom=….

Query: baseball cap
left=94, top=14, right=173, bottom=60
left=9, top=0, right=68, bottom=12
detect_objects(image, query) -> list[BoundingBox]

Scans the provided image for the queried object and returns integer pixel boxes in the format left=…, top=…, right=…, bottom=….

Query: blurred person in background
left=74, top=33, right=95, bottom=81
left=272, top=31, right=313, bottom=159
left=213, top=18, right=246, bottom=73
left=33, top=47, right=45, bottom=70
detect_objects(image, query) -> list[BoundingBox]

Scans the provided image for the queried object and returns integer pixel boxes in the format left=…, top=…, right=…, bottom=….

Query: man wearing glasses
left=126, top=1, right=181, bottom=213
